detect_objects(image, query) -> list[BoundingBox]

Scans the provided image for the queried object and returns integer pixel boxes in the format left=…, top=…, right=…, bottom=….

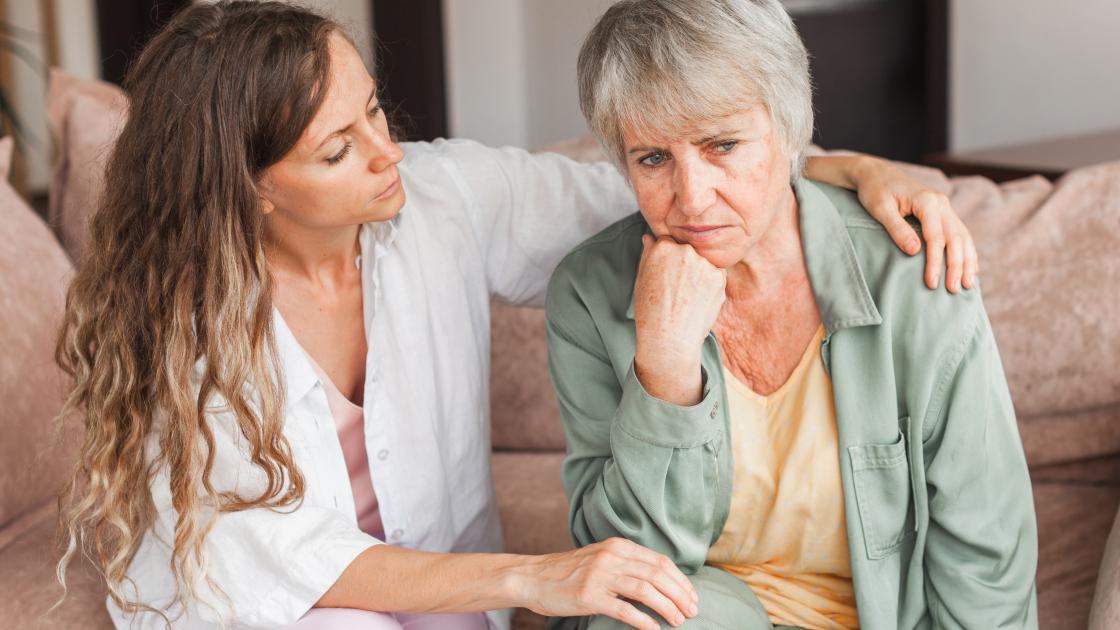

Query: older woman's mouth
left=676, top=225, right=730, bottom=243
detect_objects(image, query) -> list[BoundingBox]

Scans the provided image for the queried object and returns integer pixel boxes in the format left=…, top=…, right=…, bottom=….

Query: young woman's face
left=259, top=33, right=405, bottom=229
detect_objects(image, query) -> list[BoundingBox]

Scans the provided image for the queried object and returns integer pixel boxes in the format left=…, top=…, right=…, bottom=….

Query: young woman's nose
left=366, top=129, right=404, bottom=173
left=673, top=157, right=718, bottom=218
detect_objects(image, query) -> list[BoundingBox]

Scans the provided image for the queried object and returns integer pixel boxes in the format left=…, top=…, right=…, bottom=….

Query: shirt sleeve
left=116, top=415, right=382, bottom=628
left=545, top=272, right=728, bottom=573
left=440, top=139, right=637, bottom=308
left=922, top=308, right=1039, bottom=629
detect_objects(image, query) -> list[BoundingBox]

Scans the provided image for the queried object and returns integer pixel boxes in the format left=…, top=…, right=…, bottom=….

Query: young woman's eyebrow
left=315, top=83, right=378, bottom=150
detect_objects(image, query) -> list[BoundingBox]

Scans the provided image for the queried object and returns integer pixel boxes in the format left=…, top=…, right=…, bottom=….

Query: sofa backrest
left=46, top=68, right=128, bottom=262
left=43, top=70, right=1120, bottom=465
left=0, top=137, right=77, bottom=528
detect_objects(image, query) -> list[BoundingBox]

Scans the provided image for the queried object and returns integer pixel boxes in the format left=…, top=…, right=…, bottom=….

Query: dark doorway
left=789, top=0, right=948, bottom=162
left=371, top=0, right=448, bottom=142
left=96, top=0, right=191, bottom=86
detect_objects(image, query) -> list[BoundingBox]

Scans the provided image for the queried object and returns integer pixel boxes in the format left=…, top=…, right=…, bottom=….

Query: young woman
left=54, top=2, right=978, bottom=629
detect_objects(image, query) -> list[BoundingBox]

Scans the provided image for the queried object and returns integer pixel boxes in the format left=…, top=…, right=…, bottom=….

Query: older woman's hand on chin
left=632, top=234, right=726, bottom=407
left=805, top=153, right=979, bottom=293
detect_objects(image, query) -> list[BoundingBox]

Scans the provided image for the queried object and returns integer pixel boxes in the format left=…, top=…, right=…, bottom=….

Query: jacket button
left=391, top=529, right=404, bottom=540
left=710, top=402, right=719, bottom=419
left=377, top=449, right=390, bottom=461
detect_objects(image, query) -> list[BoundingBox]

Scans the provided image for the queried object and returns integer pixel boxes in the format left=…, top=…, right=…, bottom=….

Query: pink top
left=307, top=357, right=385, bottom=540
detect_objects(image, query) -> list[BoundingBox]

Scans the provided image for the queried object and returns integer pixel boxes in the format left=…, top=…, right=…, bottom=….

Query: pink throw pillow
left=0, top=135, right=76, bottom=527
left=46, top=69, right=128, bottom=262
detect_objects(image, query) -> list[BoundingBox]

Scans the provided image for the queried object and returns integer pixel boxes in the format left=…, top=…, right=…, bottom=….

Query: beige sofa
left=2, top=71, right=1119, bottom=630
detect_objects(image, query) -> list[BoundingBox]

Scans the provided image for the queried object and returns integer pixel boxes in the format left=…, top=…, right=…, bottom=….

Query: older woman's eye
left=639, top=152, right=668, bottom=167
left=714, top=140, right=738, bottom=153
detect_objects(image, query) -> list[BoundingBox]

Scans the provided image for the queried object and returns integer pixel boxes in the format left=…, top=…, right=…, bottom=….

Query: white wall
left=444, top=0, right=614, bottom=148
left=950, top=0, right=1120, bottom=151
left=445, top=0, right=1120, bottom=154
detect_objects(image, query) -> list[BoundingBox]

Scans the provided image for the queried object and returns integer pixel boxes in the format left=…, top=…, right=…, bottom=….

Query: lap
left=284, top=608, right=403, bottom=630
left=559, top=565, right=775, bottom=630
left=286, top=608, right=489, bottom=630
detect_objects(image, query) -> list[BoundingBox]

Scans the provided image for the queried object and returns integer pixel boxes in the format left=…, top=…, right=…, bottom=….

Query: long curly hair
left=54, top=1, right=346, bottom=619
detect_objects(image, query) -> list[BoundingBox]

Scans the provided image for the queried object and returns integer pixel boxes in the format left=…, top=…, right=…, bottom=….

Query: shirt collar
left=272, top=213, right=404, bottom=410
left=272, top=305, right=318, bottom=410
left=625, top=179, right=881, bottom=334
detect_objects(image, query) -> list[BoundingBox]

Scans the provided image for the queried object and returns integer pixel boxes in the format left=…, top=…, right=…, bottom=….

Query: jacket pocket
left=848, top=422, right=915, bottom=560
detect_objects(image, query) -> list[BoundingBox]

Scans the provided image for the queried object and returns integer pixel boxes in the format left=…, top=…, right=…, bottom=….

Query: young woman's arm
left=317, top=539, right=698, bottom=630
left=805, top=153, right=978, bottom=293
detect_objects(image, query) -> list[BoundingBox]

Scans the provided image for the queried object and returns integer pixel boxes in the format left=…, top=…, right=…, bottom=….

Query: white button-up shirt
left=109, top=139, right=636, bottom=629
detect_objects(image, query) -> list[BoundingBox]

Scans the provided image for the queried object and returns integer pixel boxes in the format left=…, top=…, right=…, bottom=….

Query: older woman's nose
left=673, top=161, right=718, bottom=217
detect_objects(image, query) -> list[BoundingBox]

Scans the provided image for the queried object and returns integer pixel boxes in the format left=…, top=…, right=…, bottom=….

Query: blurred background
left=2, top=0, right=1119, bottom=199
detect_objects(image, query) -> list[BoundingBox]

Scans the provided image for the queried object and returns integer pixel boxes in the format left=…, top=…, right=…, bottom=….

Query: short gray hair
left=577, top=0, right=813, bottom=180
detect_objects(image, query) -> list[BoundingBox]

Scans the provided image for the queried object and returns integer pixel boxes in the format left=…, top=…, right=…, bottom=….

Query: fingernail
left=690, top=603, right=699, bottom=616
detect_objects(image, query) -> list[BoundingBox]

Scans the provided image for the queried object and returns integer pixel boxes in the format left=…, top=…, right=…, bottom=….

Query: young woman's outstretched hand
left=317, top=537, right=698, bottom=630
left=518, top=537, right=699, bottom=630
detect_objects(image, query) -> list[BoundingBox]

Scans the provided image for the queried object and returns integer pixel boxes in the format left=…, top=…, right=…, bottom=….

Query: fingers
left=600, top=596, right=661, bottom=630
left=870, top=196, right=922, bottom=256
left=613, top=576, right=688, bottom=627
left=909, top=192, right=946, bottom=290
left=961, top=226, right=980, bottom=290
left=920, top=219, right=946, bottom=291
left=944, top=232, right=964, bottom=293
left=602, top=539, right=697, bottom=607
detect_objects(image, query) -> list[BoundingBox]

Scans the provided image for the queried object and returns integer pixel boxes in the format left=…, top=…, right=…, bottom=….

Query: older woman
left=546, top=1, right=1038, bottom=629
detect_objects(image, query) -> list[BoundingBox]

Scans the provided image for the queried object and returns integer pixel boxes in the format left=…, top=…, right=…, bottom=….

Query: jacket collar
left=625, top=179, right=881, bottom=335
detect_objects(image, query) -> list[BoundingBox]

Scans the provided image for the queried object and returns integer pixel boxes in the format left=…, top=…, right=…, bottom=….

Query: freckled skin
left=625, top=106, right=823, bottom=396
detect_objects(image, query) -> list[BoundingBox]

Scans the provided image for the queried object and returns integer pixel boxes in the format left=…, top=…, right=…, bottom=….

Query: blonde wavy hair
left=54, top=1, right=345, bottom=620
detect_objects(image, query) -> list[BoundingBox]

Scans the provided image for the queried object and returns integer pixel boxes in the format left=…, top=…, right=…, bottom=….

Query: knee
left=580, top=566, right=771, bottom=630
left=680, top=566, right=770, bottom=629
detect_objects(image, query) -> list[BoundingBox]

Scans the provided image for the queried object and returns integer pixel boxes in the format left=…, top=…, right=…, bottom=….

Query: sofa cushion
left=1032, top=472, right=1120, bottom=630
left=492, top=451, right=571, bottom=630
left=490, top=303, right=567, bottom=451
left=46, top=69, right=128, bottom=261
left=492, top=451, right=572, bottom=556
left=0, top=136, right=76, bottom=529
left=0, top=505, right=112, bottom=629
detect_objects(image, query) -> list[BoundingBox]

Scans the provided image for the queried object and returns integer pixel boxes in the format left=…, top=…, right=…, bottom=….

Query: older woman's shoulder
left=811, top=182, right=987, bottom=334
left=546, top=212, right=646, bottom=317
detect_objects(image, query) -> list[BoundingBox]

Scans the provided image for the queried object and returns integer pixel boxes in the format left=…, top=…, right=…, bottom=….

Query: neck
left=264, top=217, right=362, bottom=288
left=724, top=186, right=807, bottom=302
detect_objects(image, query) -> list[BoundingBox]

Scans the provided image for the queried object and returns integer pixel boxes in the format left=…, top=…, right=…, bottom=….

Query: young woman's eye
left=639, top=152, right=668, bottom=167
left=326, top=141, right=352, bottom=165
left=368, top=104, right=382, bottom=118
left=713, top=140, right=738, bottom=153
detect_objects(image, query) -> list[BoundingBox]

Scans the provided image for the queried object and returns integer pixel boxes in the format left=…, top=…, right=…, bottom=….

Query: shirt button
left=391, top=529, right=404, bottom=540
left=377, top=449, right=390, bottom=461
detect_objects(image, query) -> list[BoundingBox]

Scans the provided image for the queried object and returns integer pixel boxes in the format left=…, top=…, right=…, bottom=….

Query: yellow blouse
left=707, top=325, right=859, bottom=630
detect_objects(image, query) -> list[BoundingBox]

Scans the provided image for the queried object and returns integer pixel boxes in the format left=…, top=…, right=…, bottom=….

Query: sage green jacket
left=544, top=180, right=1038, bottom=629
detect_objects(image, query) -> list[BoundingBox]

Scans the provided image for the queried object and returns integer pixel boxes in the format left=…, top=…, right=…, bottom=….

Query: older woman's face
left=624, top=106, right=793, bottom=269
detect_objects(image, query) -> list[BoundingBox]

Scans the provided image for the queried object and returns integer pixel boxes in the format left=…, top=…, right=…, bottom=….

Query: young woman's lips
left=374, top=173, right=400, bottom=201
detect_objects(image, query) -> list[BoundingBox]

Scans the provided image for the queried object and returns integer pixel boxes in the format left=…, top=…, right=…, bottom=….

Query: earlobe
left=257, top=177, right=276, bottom=215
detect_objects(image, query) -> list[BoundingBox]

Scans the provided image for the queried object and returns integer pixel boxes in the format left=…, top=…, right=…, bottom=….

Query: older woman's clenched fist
left=632, top=234, right=726, bottom=406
